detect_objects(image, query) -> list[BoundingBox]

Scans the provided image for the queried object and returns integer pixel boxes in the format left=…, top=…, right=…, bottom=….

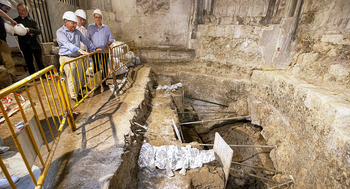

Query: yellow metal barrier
left=59, top=40, right=136, bottom=131
left=0, top=65, right=74, bottom=189
left=0, top=40, right=137, bottom=188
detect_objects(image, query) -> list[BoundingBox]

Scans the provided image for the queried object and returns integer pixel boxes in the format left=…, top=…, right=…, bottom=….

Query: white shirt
left=76, top=25, right=87, bottom=51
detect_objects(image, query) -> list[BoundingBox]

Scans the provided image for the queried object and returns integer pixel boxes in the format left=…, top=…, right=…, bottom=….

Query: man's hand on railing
left=78, top=49, right=89, bottom=56
left=96, top=48, right=103, bottom=52
left=104, top=44, right=111, bottom=50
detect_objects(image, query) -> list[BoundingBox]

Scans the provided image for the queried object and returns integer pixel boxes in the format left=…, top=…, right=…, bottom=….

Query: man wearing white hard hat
left=14, top=3, right=46, bottom=75
left=57, top=11, right=101, bottom=101
left=75, top=9, right=87, bottom=51
left=0, top=0, right=17, bottom=84
left=87, top=9, right=114, bottom=87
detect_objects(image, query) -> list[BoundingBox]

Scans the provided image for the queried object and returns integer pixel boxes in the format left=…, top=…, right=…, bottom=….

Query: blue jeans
left=0, top=137, right=3, bottom=146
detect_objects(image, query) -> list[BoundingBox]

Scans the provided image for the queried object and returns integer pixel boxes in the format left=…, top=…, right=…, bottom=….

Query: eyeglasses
left=94, top=16, right=102, bottom=19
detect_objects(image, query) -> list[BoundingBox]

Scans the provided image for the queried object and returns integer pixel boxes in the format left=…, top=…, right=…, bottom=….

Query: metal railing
left=59, top=40, right=136, bottom=130
left=0, top=40, right=136, bottom=189
left=0, top=65, right=74, bottom=189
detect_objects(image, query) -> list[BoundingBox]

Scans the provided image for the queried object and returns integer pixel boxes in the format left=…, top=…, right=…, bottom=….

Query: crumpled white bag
left=138, top=143, right=215, bottom=171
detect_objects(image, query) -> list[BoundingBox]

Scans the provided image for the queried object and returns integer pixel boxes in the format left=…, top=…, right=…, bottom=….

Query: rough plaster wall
left=213, top=0, right=269, bottom=17
left=250, top=71, right=350, bottom=188
left=194, top=0, right=299, bottom=76
left=111, top=0, right=192, bottom=48
left=46, top=0, right=78, bottom=38
left=196, top=24, right=265, bottom=79
left=291, top=0, right=350, bottom=89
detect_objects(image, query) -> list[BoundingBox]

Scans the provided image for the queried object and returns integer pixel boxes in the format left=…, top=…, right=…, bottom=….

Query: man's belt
left=60, top=55, right=79, bottom=58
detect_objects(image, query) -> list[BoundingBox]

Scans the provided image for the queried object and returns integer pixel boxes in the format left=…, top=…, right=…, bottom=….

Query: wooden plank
left=213, top=132, right=233, bottom=187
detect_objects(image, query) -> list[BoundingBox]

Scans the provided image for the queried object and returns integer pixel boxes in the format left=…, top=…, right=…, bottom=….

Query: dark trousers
left=91, top=53, right=109, bottom=78
left=22, top=48, right=45, bottom=75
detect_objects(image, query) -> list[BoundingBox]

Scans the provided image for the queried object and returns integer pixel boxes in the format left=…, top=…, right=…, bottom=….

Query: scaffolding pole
left=200, top=144, right=277, bottom=149
left=180, top=116, right=250, bottom=125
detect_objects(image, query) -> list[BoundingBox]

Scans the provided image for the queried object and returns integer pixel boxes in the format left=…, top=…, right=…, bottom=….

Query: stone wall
left=146, top=1, right=350, bottom=188
left=250, top=71, right=350, bottom=188
left=290, top=0, right=350, bottom=89
left=47, top=0, right=78, bottom=38
left=81, top=0, right=192, bottom=48
left=193, top=0, right=301, bottom=74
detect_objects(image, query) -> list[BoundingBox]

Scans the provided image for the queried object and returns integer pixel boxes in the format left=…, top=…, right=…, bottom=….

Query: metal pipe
left=134, top=122, right=147, bottom=130
left=180, top=116, right=250, bottom=125
left=0, top=102, right=38, bottom=185
left=34, top=80, right=55, bottom=140
left=25, top=85, right=51, bottom=151
left=0, top=157, right=16, bottom=188
left=40, top=77, right=59, bottom=132
left=184, top=96, right=228, bottom=107
left=200, top=144, right=277, bottom=149
left=50, top=71, right=65, bottom=121
left=178, top=111, right=238, bottom=114
left=230, top=167, right=281, bottom=184
left=231, top=162, right=282, bottom=174
left=35, top=122, right=66, bottom=189
left=268, top=175, right=294, bottom=189
left=45, top=73, right=61, bottom=126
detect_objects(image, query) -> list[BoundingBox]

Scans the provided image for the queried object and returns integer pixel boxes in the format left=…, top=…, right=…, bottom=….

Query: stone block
left=41, top=42, right=54, bottom=55
left=321, top=35, right=350, bottom=45
left=215, top=26, right=225, bottom=37
left=42, top=54, right=59, bottom=68
left=51, top=46, right=59, bottom=55
left=12, top=55, right=26, bottom=66
left=138, top=48, right=195, bottom=63
left=0, top=66, right=13, bottom=89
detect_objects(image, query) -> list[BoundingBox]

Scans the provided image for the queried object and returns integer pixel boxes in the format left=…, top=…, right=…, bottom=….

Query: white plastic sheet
left=156, top=83, right=183, bottom=90
left=138, top=143, right=215, bottom=171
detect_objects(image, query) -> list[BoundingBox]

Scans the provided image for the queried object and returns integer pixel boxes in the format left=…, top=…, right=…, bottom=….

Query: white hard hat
left=4, top=22, right=14, bottom=35
left=14, top=24, right=27, bottom=36
left=75, top=9, right=86, bottom=20
left=62, top=11, right=78, bottom=22
left=92, top=9, right=102, bottom=17
left=0, top=0, right=11, bottom=8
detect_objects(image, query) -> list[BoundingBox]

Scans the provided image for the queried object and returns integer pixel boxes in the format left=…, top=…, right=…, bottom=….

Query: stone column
left=78, top=0, right=88, bottom=9
left=89, top=0, right=99, bottom=9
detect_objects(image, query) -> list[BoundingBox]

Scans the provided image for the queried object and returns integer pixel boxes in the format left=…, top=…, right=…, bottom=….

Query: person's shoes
left=0, top=176, right=19, bottom=188
left=0, top=146, right=10, bottom=154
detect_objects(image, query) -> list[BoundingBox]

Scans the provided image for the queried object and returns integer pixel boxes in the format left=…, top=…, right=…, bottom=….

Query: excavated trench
left=176, top=97, right=276, bottom=189
left=105, top=72, right=278, bottom=189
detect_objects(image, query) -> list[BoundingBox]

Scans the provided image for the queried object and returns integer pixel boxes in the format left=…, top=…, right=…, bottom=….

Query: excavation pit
left=106, top=72, right=282, bottom=189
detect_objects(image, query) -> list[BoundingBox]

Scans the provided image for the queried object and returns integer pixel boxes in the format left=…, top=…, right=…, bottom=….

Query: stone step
left=136, top=47, right=195, bottom=63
